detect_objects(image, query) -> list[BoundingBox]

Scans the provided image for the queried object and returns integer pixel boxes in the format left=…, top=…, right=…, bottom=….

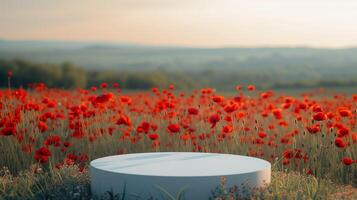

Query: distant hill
left=0, top=40, right=356, bottom=89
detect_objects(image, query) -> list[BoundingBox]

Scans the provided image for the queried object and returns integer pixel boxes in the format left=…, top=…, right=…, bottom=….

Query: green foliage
left=1, top=167, right=356, bottom=200
left=155, top=185, right=188, bottom=200
left=0, top=59, right=86, bottom=89
left=0, top=165, right=90, bottom=200
left=1, top=58, right=356, bottom=90
left=0, top=59, right=193, bottom=89
left=209, top=171, right=357, bottom=200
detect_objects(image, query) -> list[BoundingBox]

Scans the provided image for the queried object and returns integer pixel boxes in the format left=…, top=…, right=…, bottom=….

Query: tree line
left=0, top=59, right=356, bottom=90
left=0, top=59, right=192, bottom=89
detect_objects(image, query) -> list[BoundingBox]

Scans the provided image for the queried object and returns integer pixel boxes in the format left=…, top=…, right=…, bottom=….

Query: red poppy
left=188, top=108, right=199, bottom=115
left=338, top=109, right=352, bottom=117
left=222, top=125, right=233, bottom=134
left=112, top=83, right=120, bottom=88
left=37, top=121, right=48, bottom=133
left=100, top=82, right=108, bottom=89
left=1, top=126, right=16, bottom=136
left=116, top=114, right=131, bottom=126
left=335, top=137, right=346, bottom=148
left=34, top=147, right=51, bottom=164
left=258, top=132, right=267, bottom=139
left=283, top=149, right=294, bottom=159
left=63, top=141, right=72, bottom=147
left=342, top=157, right=354, bottom=166
left=94, top=92, right=114, bottom=104
left=312, top=112, right=327, bottom=121
left=306, top=169, right=313, bottom=175
left=235, top=85, right=242, bottom=91
left=282, top=158, right=290, bottom=165
left=167, top=124, right=180, bottom=133
left=148, top=133, right=159, bottom=140
left=247, top=85, right=256, bottom=91
left=44, top=135, right=61, bottom=147
left=337, top=127, right=349, bottom=137
left=307, top=124, right=320, bottom=134
left=91, top=86, right=97, bottom=91
left=209, top=114, right=220, bottom=128
left=212, top=96, right=224, bottom=103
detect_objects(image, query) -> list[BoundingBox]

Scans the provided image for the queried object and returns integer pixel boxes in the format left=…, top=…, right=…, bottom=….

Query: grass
left=0, top=165, right=356, bottom=200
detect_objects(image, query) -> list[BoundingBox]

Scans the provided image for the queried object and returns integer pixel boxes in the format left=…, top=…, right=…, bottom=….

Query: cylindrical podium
left=91, top=152, right=271, bottom=199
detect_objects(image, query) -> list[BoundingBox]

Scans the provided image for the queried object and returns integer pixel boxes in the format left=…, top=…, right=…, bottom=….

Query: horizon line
left=1, top=38, right=357, bottom=50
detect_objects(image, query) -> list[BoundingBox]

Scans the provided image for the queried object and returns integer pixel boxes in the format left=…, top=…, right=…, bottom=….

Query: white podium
left=91, top=152, right=271, bottom=199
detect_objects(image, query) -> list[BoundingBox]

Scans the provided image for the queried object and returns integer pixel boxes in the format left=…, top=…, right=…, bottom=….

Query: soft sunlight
left=1, top=0, right=357, bottom=47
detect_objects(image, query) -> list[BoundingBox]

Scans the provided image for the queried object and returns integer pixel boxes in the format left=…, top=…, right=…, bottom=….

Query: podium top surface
left=90, top=152, right=271, bottom=177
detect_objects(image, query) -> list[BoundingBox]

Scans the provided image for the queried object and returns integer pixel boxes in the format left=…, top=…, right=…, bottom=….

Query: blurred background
left=0, top=0, right=356, bottom=90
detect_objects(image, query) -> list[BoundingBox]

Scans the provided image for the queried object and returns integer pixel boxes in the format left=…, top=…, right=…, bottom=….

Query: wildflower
left=312, top=112, right=327, bottom=121
left=116, top=114, right=131, bottom=126
left=342, top=157, right=354, bottom=166
left=209, top=114, right=220, bottom=128
left=335, top=137, right=346, bottom=148
left=258, top=132, right=267, bottom=139
left=148, top=133, right=159, bottom=140
left=247, top=85, right=256, bottom=91
left=212, top=96, right=224, bottom=103
left=188, top=107, right=199, bottom=115
left=37, top=121, right=48, bottom=133
left=34, top=147, right=51, bottom=163
left=167, top=124, right=180, bottom=133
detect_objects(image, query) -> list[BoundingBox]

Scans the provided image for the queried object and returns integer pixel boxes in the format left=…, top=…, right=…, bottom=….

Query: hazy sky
left=1, top=0, right=357, bottom=47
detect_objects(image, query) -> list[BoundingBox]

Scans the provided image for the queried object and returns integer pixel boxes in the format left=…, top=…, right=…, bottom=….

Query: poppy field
left=0, top=79, right=356, bottom=199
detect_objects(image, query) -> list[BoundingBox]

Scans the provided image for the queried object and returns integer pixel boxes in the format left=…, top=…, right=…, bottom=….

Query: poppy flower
left=94, top=92, right=114, bottom=104
left=224, top=104, right=238, bottom=113
left=312, top=112, right=327, bottom=121
left=247, top=85, right=256, bottom=91
left=167, top=124, right=180, bottom=133
left=100, top=82, right=108, bottom=88
left=283, top=149, right=294, bottom=159
left=335, top=137, right=346, bottom=148
left=337, top=127, right=349, bottom=137
left=63, top=141, right=72, bottom=147
left=120, top=96, right=131, bottom=103
left=342, top=157, right=354, bottom=165
left=37, top=121, right=48, bottom=133
left=306, top=169, right=313, bottom=176
left=116, top=114, right=131, bottom=126
left=258, top=132, right=267, bottom=139
left=34, top=147, right=51, bottom=164
left=307, top=124, right=320, bottom=134
left=91, top=86, right=97, bottom=91
left=338, top=109, right=352, bottom=117
left=235, top=85, right=242, bottom=91
left=272, top=109, right=282, bottom=119
left=188, top=108, right=199, bottom=115
left=44, top=135, right=61, bottom=147
left=112, top=83, right=120, bottom=88
left=222, top=125, right=233, bottom=134
left=209, top=114, right=220, bottom=128
left=148, top=133, right=159, bottom=140
left=282, top=158, right=290, bottom=165
left=212, top=96, right=224, bottom=103
left=1, top=126, right=16, bottom=136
